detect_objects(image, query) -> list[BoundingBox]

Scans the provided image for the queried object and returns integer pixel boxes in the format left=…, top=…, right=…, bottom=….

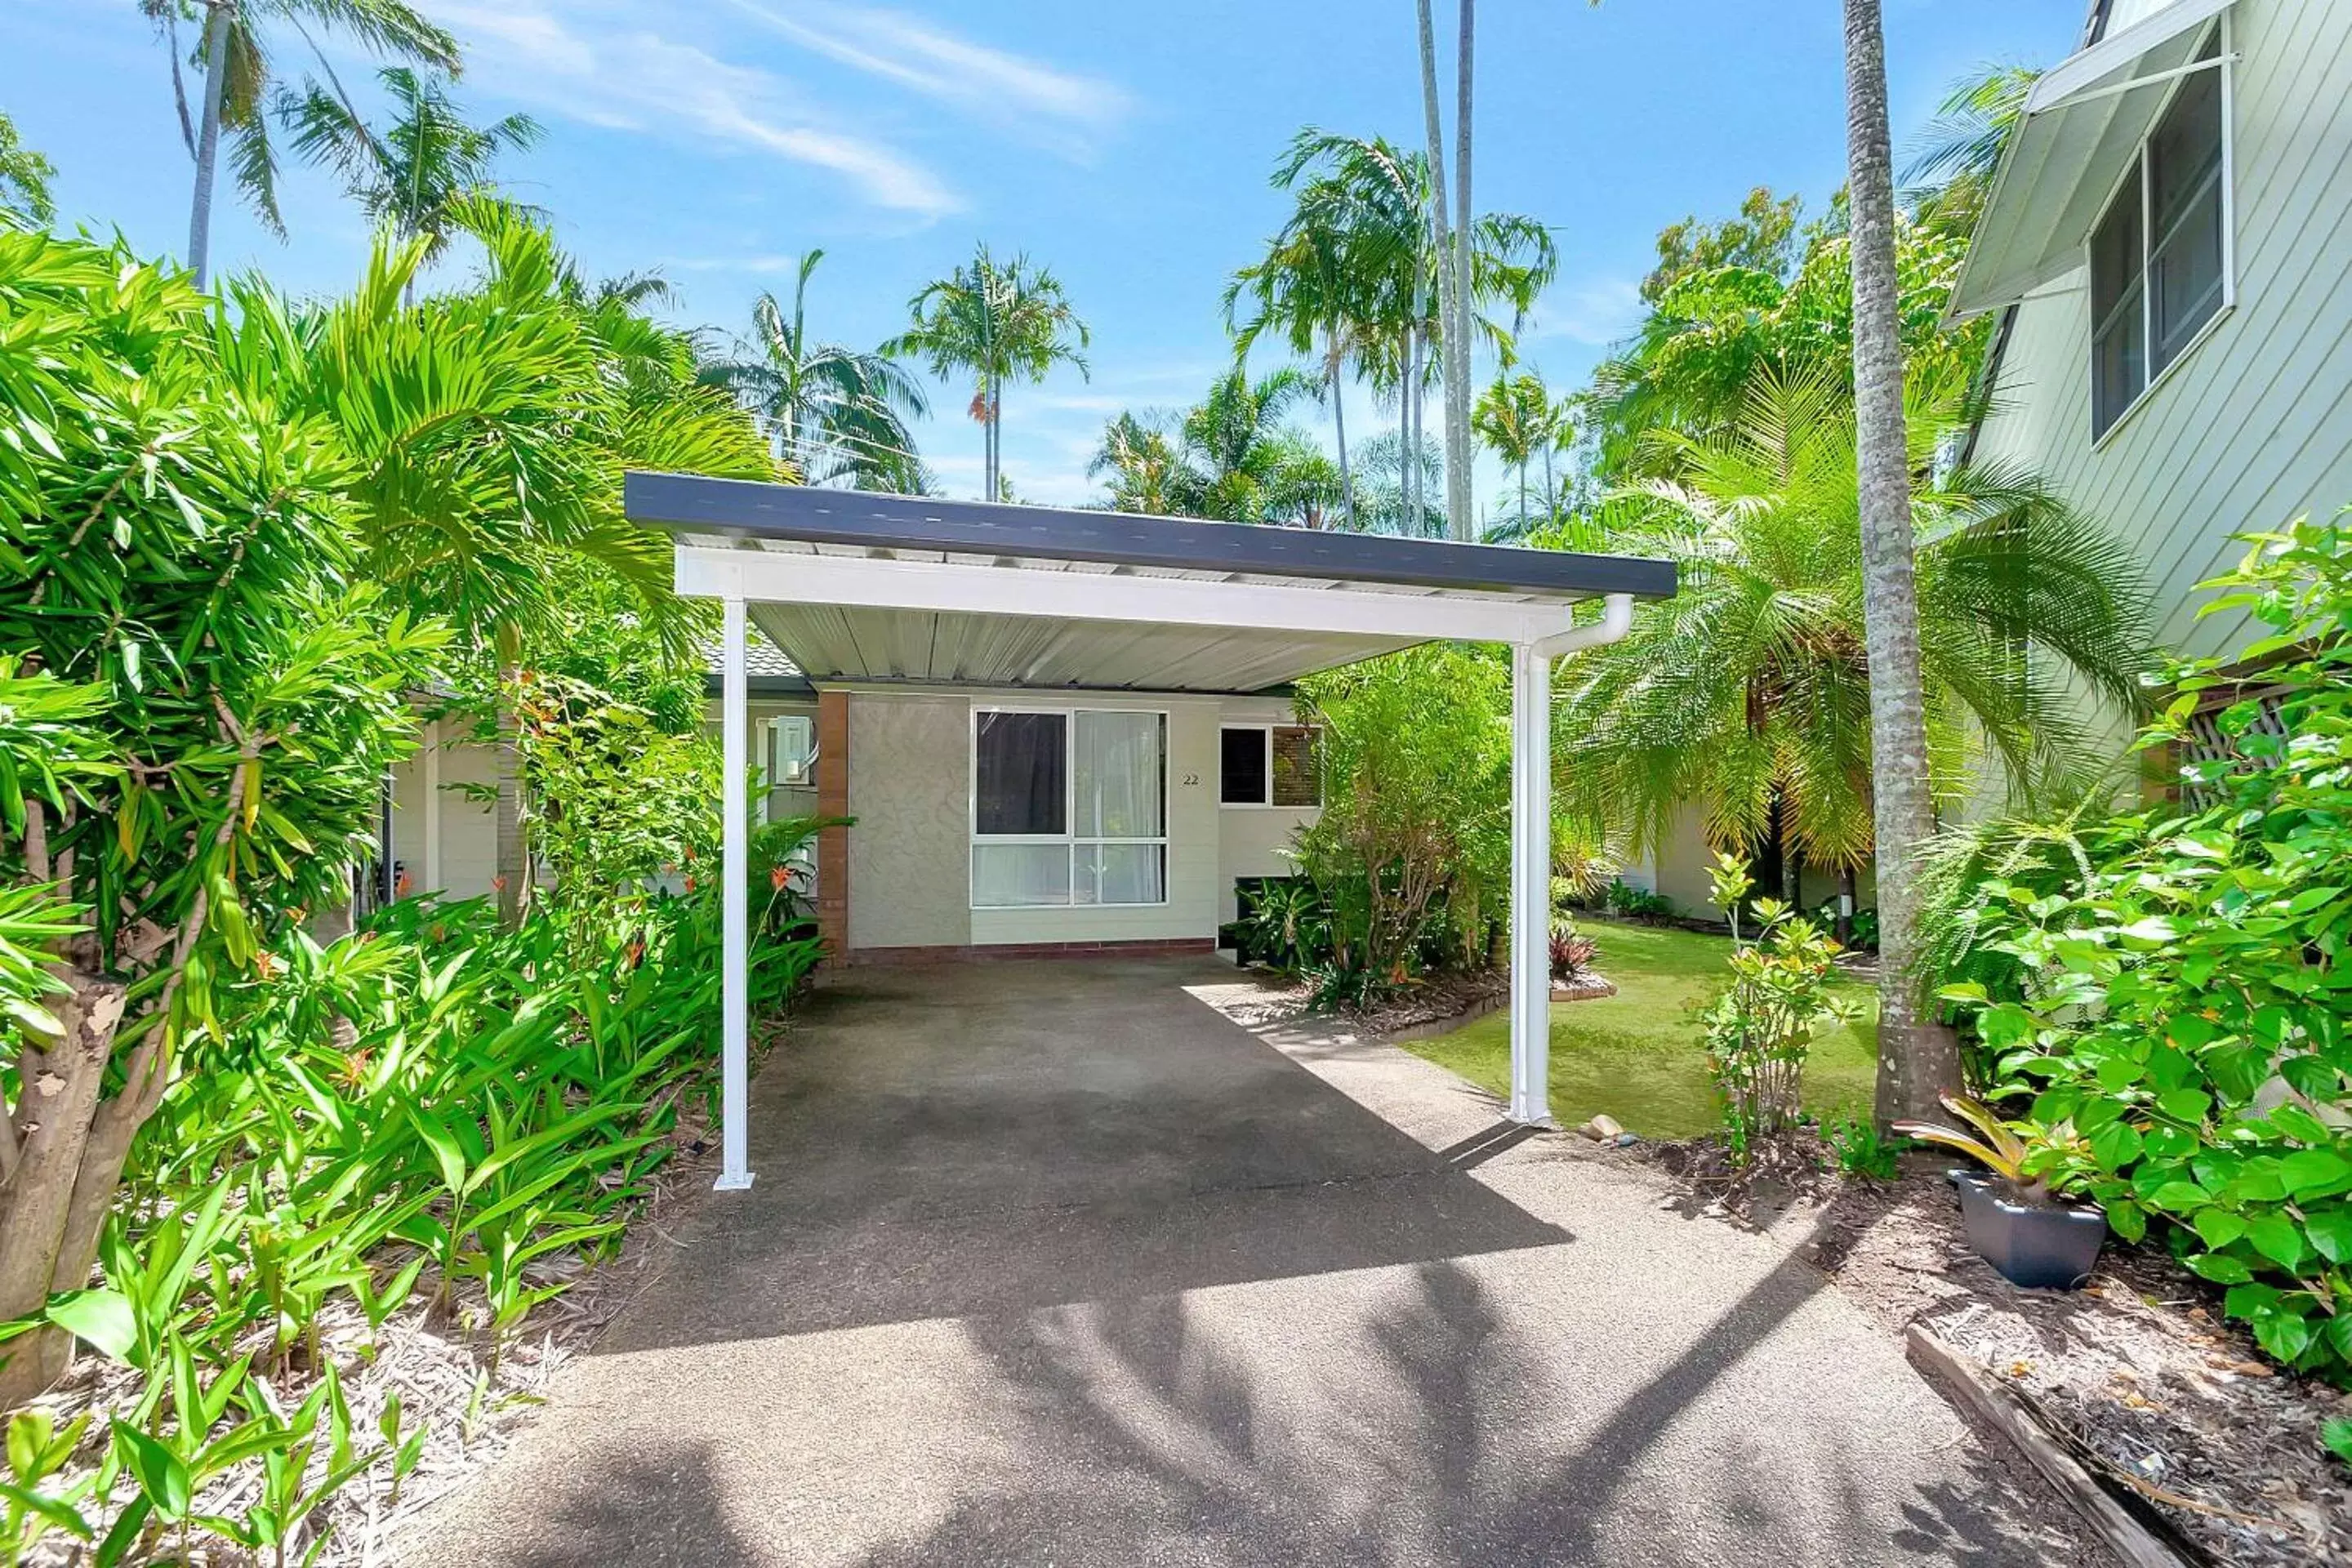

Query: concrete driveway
left=402, top=958, right=2096, bottom=1567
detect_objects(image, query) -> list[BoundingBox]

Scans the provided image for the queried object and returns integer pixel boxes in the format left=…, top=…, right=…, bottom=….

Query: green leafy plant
left=2, top=1410, right=92, bottom=1565
left=1891, top=1094, right=2050, bottom=1193
left=2325, top=1417, right=2352, bottom=1468
left=1548, top=929, right=1600, bottom=986
left=1707, top=851, right=1754, bottom=944
left=1698, top=898, right=1850, bottom=1160
left=1930, top=512, right=2352, bottom=1380
left=1605, top=879, right=1677, bottom=924
left=1824, top=1116, right=1906, bottom=1183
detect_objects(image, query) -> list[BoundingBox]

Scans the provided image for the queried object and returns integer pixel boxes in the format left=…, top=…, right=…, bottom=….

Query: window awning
left=1948, top=0, right=2232, bottom=321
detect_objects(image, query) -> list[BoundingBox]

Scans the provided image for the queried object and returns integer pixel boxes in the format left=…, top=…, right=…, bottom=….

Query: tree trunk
left=1414, top=0, right=1469, bottom=543
left=1451, top=0, right=1478, bottom=542
left=1844, top=0, right=1962, bottom=1127
left=186, top=1, right=231, bottom=292
left=0, top=978, right=127, bottom=1409
left=1329, top=343, right=1356, bottom=529
left=1542, top=442, right=1555, bottom=517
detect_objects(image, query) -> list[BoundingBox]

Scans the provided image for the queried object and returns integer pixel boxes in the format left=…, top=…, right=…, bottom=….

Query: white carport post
left=716, top=593, right=753, bottom=1191
left=1508, top=594, right=1640, bottom=1126
left=1508, top=640, right=1555, bottom=1124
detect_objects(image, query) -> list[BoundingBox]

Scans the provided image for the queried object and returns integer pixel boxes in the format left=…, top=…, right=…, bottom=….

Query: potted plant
left=1893, top=1095, right=2108, bottom=1290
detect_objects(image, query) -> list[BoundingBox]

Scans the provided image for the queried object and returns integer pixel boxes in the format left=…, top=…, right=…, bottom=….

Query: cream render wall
left=1971, top=0, right=2352, bottom=665
left=389, top=719, right=499, bottom=902
left=835, top=687, right=1320, bottom=950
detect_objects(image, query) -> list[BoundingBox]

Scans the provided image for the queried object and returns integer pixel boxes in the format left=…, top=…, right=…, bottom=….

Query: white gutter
left=1535, top=592, right=1638, bottom=659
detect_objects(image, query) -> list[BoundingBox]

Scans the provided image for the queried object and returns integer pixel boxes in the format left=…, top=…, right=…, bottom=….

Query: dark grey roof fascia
left=702, top=673, right=817, bottom=698
left=626, top=474, right=1677, bottom=602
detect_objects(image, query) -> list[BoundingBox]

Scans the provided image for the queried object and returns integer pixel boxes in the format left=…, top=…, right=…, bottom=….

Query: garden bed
left=1645, top=1147, right=2352, bottom=1567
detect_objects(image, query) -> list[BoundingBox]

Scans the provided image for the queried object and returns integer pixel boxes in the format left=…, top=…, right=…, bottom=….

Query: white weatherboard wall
left=1973, top=0, right=2352, bottom=664
left=390, top=724, right=498, bottom=902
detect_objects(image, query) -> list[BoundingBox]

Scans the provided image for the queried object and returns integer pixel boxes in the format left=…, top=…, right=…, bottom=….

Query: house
left=621, top=475, right=1672, bottom=1187
left=1952, top=0, right=2352, bottom=671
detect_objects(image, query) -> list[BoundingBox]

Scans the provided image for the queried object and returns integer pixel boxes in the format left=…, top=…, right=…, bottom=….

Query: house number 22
left=1181, top=772, right=1201, bottom=786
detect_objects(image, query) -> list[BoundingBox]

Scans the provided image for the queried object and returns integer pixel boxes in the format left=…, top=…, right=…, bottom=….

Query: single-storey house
left=618, top=477, right=1673, bottom=1187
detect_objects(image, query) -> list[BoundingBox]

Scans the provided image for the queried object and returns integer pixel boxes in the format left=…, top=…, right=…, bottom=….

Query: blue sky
left=7, top=0, right=2082, bottom=510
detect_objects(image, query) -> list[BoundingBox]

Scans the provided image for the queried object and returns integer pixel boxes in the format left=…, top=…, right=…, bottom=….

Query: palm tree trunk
left=1405, top=330, right=1423, bottom=530
left=1450, top=0, right=1478, bottom=543
left=1414, top=0, right=1469, bottom=543
left=1845, top=0, right=1961, bottom=1126
left=1542, top=441, right=1555, bottom=516
left=1329, top=341, right=1356, bottom=528
left=186, top=0, right=232, bottom=291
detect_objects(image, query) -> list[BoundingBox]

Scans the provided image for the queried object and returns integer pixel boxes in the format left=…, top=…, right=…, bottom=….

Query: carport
left=621, top=474, right=1677, bottom=1190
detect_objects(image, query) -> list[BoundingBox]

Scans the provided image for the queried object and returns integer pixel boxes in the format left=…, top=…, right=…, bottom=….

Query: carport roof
left=630, top=474, right=1677, bottom=694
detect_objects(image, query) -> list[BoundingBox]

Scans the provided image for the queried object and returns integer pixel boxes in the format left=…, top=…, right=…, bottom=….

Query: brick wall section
left=816, top=690, right=850, bottom=962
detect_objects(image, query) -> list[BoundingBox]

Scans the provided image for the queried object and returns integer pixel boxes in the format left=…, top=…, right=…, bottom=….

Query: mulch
left=1637, top=1138, right=2352, bottom=1567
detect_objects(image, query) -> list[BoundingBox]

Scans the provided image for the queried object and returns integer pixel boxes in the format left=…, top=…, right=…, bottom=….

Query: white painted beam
left=676, top=546, right=1581, bottom=648
left=716, top=595, right=754, bottom=1192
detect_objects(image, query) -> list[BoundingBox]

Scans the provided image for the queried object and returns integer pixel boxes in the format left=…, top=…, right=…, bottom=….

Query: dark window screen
left=976, top=712, right=1067, bottom=835
left=1220, top=728, right=1268, bottom=804
left=1271, top=726, right=1321, bottom=808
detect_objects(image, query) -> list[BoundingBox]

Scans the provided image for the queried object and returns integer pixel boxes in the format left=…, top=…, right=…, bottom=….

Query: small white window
left=1218, top=724, right=1323, bottom=808
left=971, top=708, right=1167, bottom=907
left=2090, top=25, right=2230, bottom=440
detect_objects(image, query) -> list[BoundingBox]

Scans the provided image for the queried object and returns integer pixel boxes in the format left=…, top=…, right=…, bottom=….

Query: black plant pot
left=1949, top=1170, right=2108, bottom=1290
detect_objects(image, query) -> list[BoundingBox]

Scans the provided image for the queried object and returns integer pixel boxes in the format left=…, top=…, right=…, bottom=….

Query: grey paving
left=402, top=959, right=2095, bottom=1567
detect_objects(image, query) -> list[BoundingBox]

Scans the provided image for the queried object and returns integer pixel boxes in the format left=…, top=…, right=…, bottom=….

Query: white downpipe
left=717, top=595, right=754, bottom=1192
left=1510, top=594, right=1638, bottom=1125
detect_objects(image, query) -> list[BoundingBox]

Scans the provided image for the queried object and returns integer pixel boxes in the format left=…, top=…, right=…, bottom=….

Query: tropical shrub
left=1603, top=879, right=1677, bottom=924
left=1935, top=514, right=2352, bottom=1381
left=1699, top=898, right=1850, bottom=1160
left=1548, top=930, right=1600, bottom=987
left=1291, top=644, right=1512, bottom=1002
left=0, top=226, right=440, bottom=1407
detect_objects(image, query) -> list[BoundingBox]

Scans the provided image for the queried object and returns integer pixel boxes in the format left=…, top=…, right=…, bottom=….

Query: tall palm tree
left=148, top=0, right=461, bottom=289
left=888, top=244, right=1089, bottom=502
left=1556, top=364, right=2153, bottom=914
left=1844, top=0, right=1955, bottom=1124
left=1414, top=0, right=1468, bottom=541
left=278, top=65, right=541, bottom=301
left=704, top=252, right=929, bottom=492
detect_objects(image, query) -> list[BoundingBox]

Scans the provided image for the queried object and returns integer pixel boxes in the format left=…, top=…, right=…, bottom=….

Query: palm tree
left=1414, top=0, right=1468, bottom=540
left=148, top=0, right=461, bottom=290
left=1180, top=367, right=1317, bottom=522
left=1904, top=65, right=2038, bottom=236
left=1472, top=372, right=1555, bottom=525
left=1087, top=412, right=1184, bottom=514
left=1555, top=364, right=2153, bottom=927
left=703, top=252, right=929, bottom=492
left=249, top=200, right=773, bottom=922
left=889, top=245, right=1089, bottom=502
left=278, top=65, right=541, bottom=301
left=1844, top=0, right=1955, bottom=1125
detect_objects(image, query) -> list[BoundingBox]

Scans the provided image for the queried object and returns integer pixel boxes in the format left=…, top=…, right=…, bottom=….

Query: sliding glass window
left=972, top=709, right=1167, bottom=907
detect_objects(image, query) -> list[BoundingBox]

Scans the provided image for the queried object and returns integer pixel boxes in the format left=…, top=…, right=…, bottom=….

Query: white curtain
left=1076, top=711, right=1164, bottom=840
left=972, top=843, right=1071, bottom=907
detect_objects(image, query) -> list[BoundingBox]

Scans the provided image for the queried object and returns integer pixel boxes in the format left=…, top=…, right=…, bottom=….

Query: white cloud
left=433, top=0, right=960, bottom=216
left=725, top=0, right=1129, bottom=159
left=1526, top=275, right=1645, bottom=348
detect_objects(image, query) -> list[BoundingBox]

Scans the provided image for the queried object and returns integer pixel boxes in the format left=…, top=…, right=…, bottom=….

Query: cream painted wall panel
left=848, top=695, right=971, bottom=949
left=1211, top=694, right=1319, bottom=924
left=1973, top=0, right=2352, bottom=670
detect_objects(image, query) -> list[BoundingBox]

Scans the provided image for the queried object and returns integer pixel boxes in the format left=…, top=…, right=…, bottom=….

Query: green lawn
left=1405, top=920, right=1881, bottom=1139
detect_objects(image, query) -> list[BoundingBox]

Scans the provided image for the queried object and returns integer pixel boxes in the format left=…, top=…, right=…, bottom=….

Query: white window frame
left=1217, top=724, right=1324, bottom=810
left=969, top=704, right=1169, bottom=909
left=2087, top=12, right=2235, bottom=449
